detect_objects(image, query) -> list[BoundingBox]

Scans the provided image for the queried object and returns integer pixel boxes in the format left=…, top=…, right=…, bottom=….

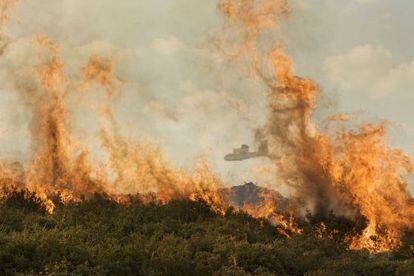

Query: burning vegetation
left=0, top=0, right=413, bottom=265
left=216, top=0, right=414, bottom=253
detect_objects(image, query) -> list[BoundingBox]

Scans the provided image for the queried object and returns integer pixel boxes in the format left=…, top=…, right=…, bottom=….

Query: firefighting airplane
left=224, top=141, right=269, bottom=161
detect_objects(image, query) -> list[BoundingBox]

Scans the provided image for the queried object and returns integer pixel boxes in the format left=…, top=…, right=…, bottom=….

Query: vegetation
left=1, top=191, right=414, bottom=275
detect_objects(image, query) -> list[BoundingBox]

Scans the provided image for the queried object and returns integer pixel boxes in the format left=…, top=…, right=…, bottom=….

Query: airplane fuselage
left=224, top=152, right=266, bottom=161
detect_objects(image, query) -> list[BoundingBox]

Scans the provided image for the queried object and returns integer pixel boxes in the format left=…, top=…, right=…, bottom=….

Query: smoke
left=0, top=0, right=413, bottom=253
left=217, top=0, right=414, bottom=252
left=0, top=0, right=232, bottom=217
left=0, top=0, right=275, bottom=187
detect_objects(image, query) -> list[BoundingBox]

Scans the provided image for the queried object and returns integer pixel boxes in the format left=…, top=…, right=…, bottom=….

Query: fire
left=242, top=189, right=302, bottom=237
left=0, top=15, right=224, bottom=213
left=218, top=0, right=414, bottom=252
left=0, top=0, right=412, bottom=254
left=0, top=0, right=18, bottom=31
left=80, top=55, right=223, bottom=204
left=81, top=55, right=121, bottom=99
left=219, top=0, right=288, bottom=32
left=13, top=36, right=104, bottom=212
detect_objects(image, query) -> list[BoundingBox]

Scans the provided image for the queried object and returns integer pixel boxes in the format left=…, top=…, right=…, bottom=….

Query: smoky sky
left=0, top=0, right=412, bottom=189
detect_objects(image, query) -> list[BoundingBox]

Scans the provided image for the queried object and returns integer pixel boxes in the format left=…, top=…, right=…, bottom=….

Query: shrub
left=0, top=193, right=411, bottom=275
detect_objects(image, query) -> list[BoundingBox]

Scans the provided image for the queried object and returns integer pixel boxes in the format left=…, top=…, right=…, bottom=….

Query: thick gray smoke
left=0, top=0, right=412, bottom=191
left=0, top=0, right=277, bottom=188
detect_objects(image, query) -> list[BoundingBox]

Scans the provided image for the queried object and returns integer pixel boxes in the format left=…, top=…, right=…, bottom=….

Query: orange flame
left=218, top=0, right=414, bottom=252
left=0, top=0, right=412, bottom=253
left=0, top=38, right=226, bottom=212
left=0, top=0, right=18, bottom=32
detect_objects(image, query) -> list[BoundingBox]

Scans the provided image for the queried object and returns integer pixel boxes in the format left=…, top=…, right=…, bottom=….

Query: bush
left=0, top=193, right=412, bottom=275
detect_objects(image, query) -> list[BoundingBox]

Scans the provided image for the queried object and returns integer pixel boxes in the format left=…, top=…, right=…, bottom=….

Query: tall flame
left=80, top=55, right=223, bottom=203
left=0, top=0, right=412, bottom=253
left=0, top=27, right=224, bottom=212
left=218, top=0, right=414, bottom=252
left=0, top=0, right=18, bottom=31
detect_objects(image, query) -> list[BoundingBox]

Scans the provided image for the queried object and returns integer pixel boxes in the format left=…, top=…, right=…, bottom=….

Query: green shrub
left=0, top=191, right=412, bottom=275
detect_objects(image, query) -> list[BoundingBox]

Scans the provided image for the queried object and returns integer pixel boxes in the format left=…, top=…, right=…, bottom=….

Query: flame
left=80, top=55, right=224, bottom=204
left=0, top=0, right=411, bottom=254
left=218, top=0, right=414, bottom=252
left=0, top=0, right=18, bottom=57
left=0, top=0, right=292, bottom=239
left=81, top=55, right=121, bottom=99
left=242, top=189, right=302, bottom=237
left=15, top=36, right=104, bottom=212
left=0, top=0, right=18, bottom=31
left=0, top=31, right=224, bottom=212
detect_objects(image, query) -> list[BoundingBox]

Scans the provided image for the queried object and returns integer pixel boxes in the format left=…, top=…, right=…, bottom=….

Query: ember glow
left=0, top=0, right=412, bottom=254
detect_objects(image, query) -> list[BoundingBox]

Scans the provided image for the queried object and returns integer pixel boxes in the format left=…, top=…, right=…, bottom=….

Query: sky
left=0, top=0, right=412, bottom=189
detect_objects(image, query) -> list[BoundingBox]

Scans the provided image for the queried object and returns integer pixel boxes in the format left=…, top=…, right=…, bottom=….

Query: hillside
left=1, top=189, right=414, bottom=275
